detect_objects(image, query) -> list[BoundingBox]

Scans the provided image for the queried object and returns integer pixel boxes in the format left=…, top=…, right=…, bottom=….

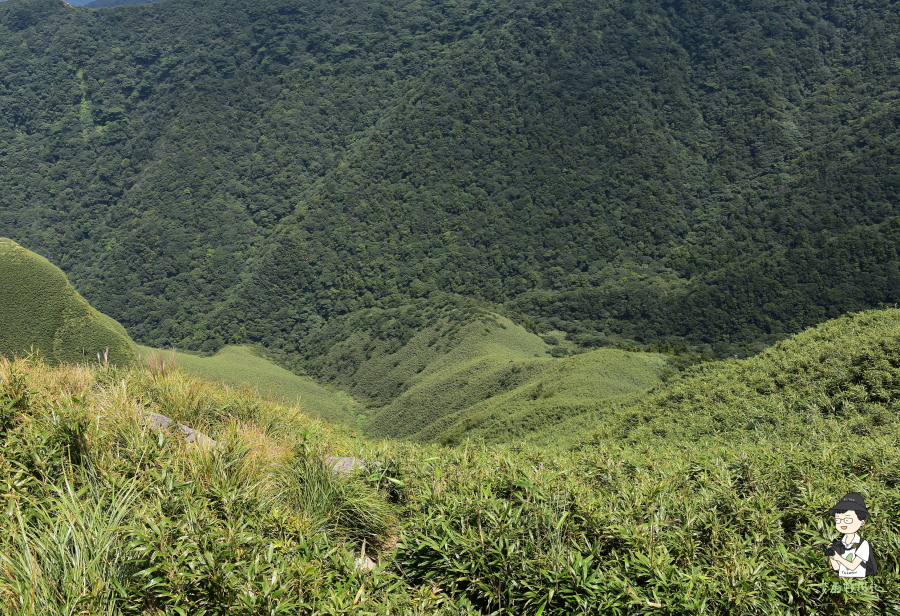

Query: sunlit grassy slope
left=535, top=308, right=900, bottom=448
left=353, top=314, right=667, bottom=442
left=4, top=311, right=900, bottom=614
left=0, top=238, right=136, bottom=365
left=138, top=345, right=360, bottom=425
left=417, top=347, right=668, bottom=444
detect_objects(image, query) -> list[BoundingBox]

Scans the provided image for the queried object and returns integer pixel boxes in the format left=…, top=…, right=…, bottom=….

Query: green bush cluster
left=393, top=441, right=900, bottom=615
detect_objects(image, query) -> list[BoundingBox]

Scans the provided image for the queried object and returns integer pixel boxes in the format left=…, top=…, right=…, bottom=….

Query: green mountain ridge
left=272, top=296, right=668, bottom=442
left=536, top=307, right=900, bottom=449
left=1, top=0, right=898, bottom=363
left=358, top=316, right=668, bottom=443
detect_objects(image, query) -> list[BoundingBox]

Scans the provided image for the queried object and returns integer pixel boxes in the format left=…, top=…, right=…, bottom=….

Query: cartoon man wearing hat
left=825, top=492, right=875, bottom=577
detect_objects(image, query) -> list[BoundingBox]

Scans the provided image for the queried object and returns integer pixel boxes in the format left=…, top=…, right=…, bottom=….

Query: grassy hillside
left=139, top=344, right=360, bottom=425
left=528, top=308, right=900, bottom=449
left=361, top=314, right=555, bottom=439
left=2, top=312, right=900, bottom=614
left=285, top=298, right=668, bottom=442
left=0, top=238, right=137, bottom=365
left=418, top=347, right=668, bottom=444
left=0, top=354, right=445, bottom=614
left=363, top=319, right=667, bottom=443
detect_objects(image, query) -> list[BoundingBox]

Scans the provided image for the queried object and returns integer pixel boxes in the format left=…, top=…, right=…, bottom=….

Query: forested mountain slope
left=1, top=0, right=898, bottom=361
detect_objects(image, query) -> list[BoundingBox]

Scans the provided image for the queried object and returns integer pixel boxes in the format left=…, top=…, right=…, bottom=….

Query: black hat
left=829, top=492, right=870, bottom=518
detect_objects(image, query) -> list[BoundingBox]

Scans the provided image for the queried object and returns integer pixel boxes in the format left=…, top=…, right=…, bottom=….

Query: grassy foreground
left=0, top=354, right=444, bottom=615
left=2, top=316, right=900, bottom=614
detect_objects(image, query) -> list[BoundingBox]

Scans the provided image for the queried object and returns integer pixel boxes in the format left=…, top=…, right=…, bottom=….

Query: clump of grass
left=0, top=356, right=453, bottom=614
left=141, top=347, right=177, bottom=377
left=271, top=454, right=397, bottom=546
left=0, top=478, right=142, bottom=615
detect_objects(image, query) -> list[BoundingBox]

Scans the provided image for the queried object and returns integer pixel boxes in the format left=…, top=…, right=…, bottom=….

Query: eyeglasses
left=834, top=517, right=858, bottom=524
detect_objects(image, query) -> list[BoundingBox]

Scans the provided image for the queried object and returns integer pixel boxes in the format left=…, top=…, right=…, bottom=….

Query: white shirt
left=837, top=533, right=870, bottom=578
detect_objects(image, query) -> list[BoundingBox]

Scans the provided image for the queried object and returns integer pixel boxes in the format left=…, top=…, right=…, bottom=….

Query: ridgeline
left=0, top=0, right=897, bottom=362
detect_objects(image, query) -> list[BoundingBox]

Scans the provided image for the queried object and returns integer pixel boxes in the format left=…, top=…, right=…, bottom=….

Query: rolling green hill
left=139, top=344, right=360, bottom=425
left=361, top=318, right=668, bottom=443
left=0, top=238, right=137, bottom=365
left=529, top=308, right=900, bottom=448
left=280, top=296, right=669, bottom=442
left=417, top=346, right=668, bottom=444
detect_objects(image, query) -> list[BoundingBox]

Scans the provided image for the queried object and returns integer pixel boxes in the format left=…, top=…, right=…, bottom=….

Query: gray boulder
left=324, top=456, right=367, bottom=475
left=146, top=412, right=217, bottom=447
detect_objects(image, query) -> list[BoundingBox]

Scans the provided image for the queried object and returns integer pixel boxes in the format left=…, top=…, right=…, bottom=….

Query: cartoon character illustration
left=825, top=492, right=876, bottom=577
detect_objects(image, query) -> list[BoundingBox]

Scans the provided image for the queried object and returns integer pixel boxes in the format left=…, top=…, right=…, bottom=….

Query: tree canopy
left=0, top=0, right=898, bottom=359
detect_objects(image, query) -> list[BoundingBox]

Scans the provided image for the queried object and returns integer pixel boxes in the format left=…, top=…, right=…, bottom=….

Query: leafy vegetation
left=394, top=437, right=900, bottom=615
left=0, top=238, right=137, bottom=365
left=537, top=308, right=900, bottom=449
left=2, top=309, right=900, bottom=613
left=0, top=0, right=898, bottom=362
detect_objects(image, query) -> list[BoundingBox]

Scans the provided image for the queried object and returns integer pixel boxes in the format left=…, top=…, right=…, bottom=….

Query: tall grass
left=392, top=439, right=900, bottom=615
left=271, top=455, right=397, bottom=545
left=0, top=479, right=141, bottom=615
left=0, top=355, right=456, bottom=614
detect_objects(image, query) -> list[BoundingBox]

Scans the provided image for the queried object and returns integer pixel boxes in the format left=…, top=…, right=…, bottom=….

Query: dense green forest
left=0, top=0, right=898, bottom=365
